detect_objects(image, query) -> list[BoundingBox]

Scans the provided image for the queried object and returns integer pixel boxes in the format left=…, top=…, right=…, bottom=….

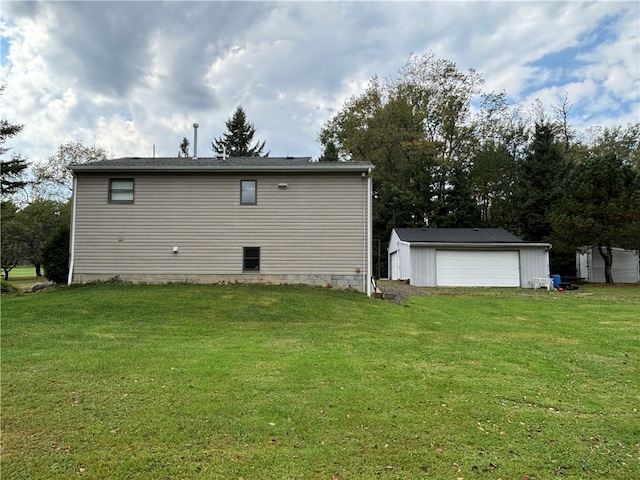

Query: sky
left=1, top=1, right=638, bottom=165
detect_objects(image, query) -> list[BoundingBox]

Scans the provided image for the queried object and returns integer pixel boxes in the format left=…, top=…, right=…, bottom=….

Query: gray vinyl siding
left=409, top=247, right=436, bottom=286
left=518, top=246, right=550, bottom=287
left=387, top=230, right=411, bottom=281
left=73, top=172, right=368, bottom=279
left=578, top=247, right=640, bottom=283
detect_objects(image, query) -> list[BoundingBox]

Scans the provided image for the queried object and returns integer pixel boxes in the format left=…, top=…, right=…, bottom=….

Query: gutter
left=366, top=168, right=372, bottom=297
left=67, top=174, right=78, bottom=286
left=70, top=164, right=375, bottom=175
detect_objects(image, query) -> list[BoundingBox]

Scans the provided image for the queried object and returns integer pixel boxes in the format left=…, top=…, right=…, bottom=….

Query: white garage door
left=436, top=250, right=520, bottom=287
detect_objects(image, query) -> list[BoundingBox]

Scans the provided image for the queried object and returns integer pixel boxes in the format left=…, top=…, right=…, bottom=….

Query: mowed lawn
left=1, top=283, right=638, bottom=479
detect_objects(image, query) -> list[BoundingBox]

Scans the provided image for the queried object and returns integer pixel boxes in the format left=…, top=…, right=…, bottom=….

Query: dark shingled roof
left=70, top=156, right=374, bottom=172
left=394, top=228, right=526, bottom=244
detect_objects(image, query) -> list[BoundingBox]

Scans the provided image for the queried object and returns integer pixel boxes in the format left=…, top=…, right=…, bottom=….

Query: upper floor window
left=241, top=180, right=257, bottom=205
left=109, top=178, right=134, bottom=203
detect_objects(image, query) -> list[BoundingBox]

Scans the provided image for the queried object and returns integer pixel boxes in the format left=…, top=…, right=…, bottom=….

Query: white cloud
left=1, top=1, right=638, bottom=165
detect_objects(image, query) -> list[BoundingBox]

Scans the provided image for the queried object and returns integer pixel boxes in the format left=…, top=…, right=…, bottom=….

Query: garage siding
left=410, top=248, right=436, bottom=286
left=519, top=246, right=550, bottom=287
left=388, top=230, right=412, bottom=281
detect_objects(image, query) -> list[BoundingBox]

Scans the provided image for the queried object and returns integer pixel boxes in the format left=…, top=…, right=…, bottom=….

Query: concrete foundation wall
left=71, top=273, right=367, bottom=293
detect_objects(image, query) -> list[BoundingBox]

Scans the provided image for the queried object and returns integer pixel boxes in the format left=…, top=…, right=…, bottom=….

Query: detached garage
left=388, top=228, right=551, bottom=288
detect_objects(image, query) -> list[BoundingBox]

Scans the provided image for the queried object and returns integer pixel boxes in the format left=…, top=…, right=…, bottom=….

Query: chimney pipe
left=192, top=123, right=199, bottom=159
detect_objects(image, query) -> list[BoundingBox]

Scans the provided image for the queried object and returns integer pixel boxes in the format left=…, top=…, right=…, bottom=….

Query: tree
left=1, top=201, right=25, bottom=280
left=585, top=124, right=640, bottom=171
left=319, top=53, right=490, bottom=247
left=318, top=141, right=339, bottom=162
left=551, top=153, right=640, bottom=283
left=41, top=225, right=71, bottom=284
left=178, top=137, right=190, bottom=157
left=212, top=106, right=268, bottom=157
left=14, top=200, right=71, bottom=277
left=511, top=122, right=570, bottom=242
left=431, top=167, right=482, bottom=227
left=1, top=85, right=29, bottom=199
left=469, top=140, right=518, bottom=225
left=32, top=140, right=109, bottom=200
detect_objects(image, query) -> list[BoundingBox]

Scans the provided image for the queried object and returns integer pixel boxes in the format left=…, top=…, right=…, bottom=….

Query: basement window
left=243, top=247, right=260, bottom=272
left=109, top=178, right=134, bottom=203
left=240, top=180, right=257, bottom=205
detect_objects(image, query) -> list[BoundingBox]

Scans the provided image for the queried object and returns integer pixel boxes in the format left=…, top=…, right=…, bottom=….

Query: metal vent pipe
left=192, top=123, right=199, bottom=158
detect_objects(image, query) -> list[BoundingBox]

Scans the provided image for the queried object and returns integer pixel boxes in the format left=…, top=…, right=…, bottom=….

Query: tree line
left=318, top=53, right=640, bottom=282
left=2, top=52, right=639, bottom=283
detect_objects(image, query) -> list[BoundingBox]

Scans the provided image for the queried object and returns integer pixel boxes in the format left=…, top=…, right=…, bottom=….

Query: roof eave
left=70, top=163, right=374, bottom=173
left=407, top=242, right=552, bottom=248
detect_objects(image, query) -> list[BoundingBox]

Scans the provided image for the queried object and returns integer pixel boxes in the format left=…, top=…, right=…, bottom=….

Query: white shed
left=388, top=228, right=551, bottom=288
left=576, top=246, right=640, bottom=283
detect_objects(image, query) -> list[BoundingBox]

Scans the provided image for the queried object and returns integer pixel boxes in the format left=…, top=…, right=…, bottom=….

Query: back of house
left=69, top=157, right=374, bottom=295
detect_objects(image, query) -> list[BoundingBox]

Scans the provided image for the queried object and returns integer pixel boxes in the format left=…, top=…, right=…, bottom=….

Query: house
left=576, top=246, right=639, bottom=283
left=69, top=156, right=375, bottom=295
left=388, top=228, right=551, bottom=288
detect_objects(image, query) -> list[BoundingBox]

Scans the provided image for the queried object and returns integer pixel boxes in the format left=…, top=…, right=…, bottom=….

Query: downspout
left=366, top=167, right=372, bottom=297
left=67, top=174, right=78, bottom=285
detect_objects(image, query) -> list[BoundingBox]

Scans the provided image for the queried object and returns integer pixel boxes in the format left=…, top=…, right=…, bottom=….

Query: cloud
left=1, top=1, right=638, bottom=164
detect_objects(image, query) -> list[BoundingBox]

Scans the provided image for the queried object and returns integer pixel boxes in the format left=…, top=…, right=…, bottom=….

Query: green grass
left=1, top=284, right=639, bottom=479
left=6, top=266, right=39, bottom=278
left=2, top=265, right=43, bottom=291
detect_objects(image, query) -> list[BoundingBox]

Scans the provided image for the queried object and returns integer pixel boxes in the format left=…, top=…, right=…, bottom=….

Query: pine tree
left=212, top=106, right=267, bottom=157
left=178, top=137, right=190, bottom=157
left=512, top=122, right=570, bottom=242
left=1, top=85, right=28, bottom=198
left=318, top=141, right=339, bottom=162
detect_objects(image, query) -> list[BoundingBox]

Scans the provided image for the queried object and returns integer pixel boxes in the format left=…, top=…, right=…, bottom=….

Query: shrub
left=41, top=225, right=70, bottom=284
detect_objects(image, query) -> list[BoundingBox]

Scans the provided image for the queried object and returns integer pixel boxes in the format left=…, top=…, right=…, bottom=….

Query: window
left=109, top=178, right=134, bottom=203
left=240, top=180, right=257, bottom=205
left=243, top=247, right=260, bottom=272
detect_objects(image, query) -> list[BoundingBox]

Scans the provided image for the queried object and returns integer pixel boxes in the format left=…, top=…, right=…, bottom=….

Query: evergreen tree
left=1, top=85, right=28, bottom=199
left=318, top=141, right=339, bottom=162
left=212, top=106, right=268, bottom=157
left=512, top=122, right=570, bottom=241
left=178, top=137, right=190, bottom=157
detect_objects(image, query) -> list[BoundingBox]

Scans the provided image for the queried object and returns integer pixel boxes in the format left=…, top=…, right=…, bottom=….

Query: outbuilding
left=388, top=228, right=552, bottom=288
left=576, top=246, right=639, bottom=283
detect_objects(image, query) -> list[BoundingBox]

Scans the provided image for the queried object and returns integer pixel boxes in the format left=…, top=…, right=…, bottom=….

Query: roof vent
left=215, top=146, right=227, bottom=161
left=192, top=123, right=199, bottom=159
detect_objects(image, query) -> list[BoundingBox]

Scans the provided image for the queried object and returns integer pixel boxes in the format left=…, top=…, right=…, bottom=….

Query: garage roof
left=394, top=228, right=526, bottom=244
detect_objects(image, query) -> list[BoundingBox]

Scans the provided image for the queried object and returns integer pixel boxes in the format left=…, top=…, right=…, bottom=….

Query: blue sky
left=1, top=1, right=638, bottom=163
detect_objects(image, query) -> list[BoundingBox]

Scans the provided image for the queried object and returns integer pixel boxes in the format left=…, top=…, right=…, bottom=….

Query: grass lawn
left=1, top=283, right=638, bottom=479
left=2, top=266, right=43, bottom=291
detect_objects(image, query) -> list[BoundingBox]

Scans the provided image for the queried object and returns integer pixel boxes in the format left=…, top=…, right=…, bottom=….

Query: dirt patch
left=376, top=280, right=432, bottom=303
